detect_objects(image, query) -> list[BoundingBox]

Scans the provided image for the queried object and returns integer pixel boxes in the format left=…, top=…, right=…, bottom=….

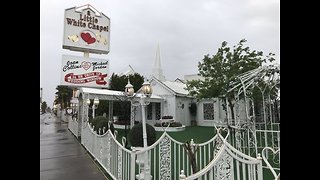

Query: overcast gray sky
left=40, top=0, right=280, bottom=107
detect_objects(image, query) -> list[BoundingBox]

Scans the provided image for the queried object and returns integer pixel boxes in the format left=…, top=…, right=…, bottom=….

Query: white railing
left=256, top=122, right=280, bottom=131
left=81, top=123, right=134, bottom=180
left=256, top=130, right=280, bottom=149
left=180, top=132, right=263, bottom=180
left=80, top=122, right=223, bottom=180
left=80, top=123, right=266, bottom=180
left=261, top=147, right=280, bottom=179
left=68, top=117, right=78, bottom=138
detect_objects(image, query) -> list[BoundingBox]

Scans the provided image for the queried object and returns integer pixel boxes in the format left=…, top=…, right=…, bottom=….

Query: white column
left=92, top=105, right=96, bottom=119
left=140, top=96, right=150, bottom=180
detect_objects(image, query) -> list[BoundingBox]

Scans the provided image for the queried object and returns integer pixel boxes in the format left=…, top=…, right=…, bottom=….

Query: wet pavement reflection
left=40, top=113, right=107, bottom=180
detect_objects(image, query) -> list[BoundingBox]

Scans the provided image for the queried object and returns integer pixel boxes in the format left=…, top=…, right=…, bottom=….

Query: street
left=40, top=113, right=107, bottom=180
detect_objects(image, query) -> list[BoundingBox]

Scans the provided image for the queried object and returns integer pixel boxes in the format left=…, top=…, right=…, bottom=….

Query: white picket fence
left=69, top=122, right=268, bottom=180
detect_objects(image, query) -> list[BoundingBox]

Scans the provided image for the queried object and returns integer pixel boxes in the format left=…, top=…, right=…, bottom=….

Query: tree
left=109, top=73, right=144, bottom=120
left=109, top=72, right=145, bottom=148
left=109, top=73, right=144, bottom=92
left=186, top=39, right=275, bottom=120
left=54, top=85, right=73, bottom=109
left=95, top=99, right=109, bottom=117
left=41, top=101, right=48, bottom=114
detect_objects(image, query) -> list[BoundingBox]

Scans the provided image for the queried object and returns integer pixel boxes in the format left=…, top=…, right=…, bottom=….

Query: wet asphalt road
left=40, top=113, right=107, bottom=180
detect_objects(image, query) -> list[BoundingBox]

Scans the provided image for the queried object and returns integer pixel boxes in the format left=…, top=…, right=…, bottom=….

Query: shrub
left=95, top=119, right=109, bottom=134
left=161, top=115, right=173, bottom=119
left=154, top=122, right=182, bottom=127
left=90, top=116, right=114, bottom=135
left=113, top=120, right=139, bottom=125
left=128, top=122, right=156, bottom=147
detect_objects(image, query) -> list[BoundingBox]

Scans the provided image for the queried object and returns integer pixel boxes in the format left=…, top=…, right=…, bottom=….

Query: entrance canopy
left=78, top=87, right=164, bottom=126
left=79, top=87, right=124, bottom=100
left=79, top=87, right=164, bottom=101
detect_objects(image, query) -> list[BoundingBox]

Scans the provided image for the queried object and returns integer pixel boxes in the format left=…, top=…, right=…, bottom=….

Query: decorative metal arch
left=225, top=64, right=280, bottom=158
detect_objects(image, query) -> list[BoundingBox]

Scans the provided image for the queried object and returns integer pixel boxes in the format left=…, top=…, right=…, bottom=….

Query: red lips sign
left=81, top=32, right=96, bottom=44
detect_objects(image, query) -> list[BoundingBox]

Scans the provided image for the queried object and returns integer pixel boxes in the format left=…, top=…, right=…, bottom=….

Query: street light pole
left=140, top=94, right=151, bottom=180
left=92, top=104, right=96, bottom=119
left=125, top=79, right=152, bottom=180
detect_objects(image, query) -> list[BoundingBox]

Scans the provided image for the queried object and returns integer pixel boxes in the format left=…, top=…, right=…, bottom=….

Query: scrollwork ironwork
left=203, top=103, right=214, bottom=120
left=159, top=135, right=171, bottom=179
left=117, top=147, right=122, bottom=179
left=213, top=136, right=223, bottom=158
left=262, top=147, right=280, bottom=180
left=214, top=151, right=233, bottom=180
left=106, top=133, right=111, bottom=171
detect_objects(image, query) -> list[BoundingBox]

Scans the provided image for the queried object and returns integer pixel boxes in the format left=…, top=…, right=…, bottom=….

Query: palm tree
left=54, top=85, right=73, bottom=109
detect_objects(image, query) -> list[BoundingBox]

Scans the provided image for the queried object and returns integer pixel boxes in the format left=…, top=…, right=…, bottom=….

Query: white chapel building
left=133, top=44, right=229, bottom=127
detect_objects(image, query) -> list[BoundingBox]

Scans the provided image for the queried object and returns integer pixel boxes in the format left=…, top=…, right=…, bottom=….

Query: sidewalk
left=40, top=113, right=107, bottom=180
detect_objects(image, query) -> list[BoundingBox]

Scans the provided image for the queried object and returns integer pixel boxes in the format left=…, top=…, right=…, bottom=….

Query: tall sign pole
left=61, top=4, right=111, bottom=121
left=62, top=4, right=111, bottom=89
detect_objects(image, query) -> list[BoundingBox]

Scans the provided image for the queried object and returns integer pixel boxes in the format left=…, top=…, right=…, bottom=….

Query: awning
left=79, top=87, right=164, bottom=102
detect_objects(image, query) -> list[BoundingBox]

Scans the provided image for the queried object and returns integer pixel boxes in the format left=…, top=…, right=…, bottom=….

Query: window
left=203, top=103, right=214, bottom=120
left=147, top=102, right=161, bottom=120
left=155, top=103, right=161, bottom=120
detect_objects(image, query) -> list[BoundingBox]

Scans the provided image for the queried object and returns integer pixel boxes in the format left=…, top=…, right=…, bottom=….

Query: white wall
left=147, top=79, right=195, bottom=126
left=163, top=96, right=176, bottom=119
left=197, top=98, right=226, bottom=127
left=175, top=97, right=194, bottom=126
left=197, top=98, right=250, bottom=127
left=150, top=79, right=175, bottom=119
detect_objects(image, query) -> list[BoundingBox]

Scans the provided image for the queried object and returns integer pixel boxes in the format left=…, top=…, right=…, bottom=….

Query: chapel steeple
left=152, top=43, right=165, bottom=81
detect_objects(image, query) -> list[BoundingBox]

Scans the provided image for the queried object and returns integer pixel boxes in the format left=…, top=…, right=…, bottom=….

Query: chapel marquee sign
left=60, top=55, right=110, bottom=88
left=62, top=5, right=110, bottom=54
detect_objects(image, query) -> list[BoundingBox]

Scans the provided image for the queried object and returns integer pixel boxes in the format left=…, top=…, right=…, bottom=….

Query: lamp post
left=86, top=97, right=99, bottom=119
left=125, top=79, right=152, bottom=180
left=71, top=103, right=78, bottom=119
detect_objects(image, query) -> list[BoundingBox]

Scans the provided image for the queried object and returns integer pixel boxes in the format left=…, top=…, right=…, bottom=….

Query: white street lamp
left=142, top=81, right=152, bottom=97
left=94, top=97, right=100, bottom=106
left=86, top=98, right=91, bottom=106
left=125, top=79, right=135, bottom=97
left=125, top=78, right=152, bottom=180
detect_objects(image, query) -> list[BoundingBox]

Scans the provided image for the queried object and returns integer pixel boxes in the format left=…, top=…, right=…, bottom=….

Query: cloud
left=40, top=0, right=279, bottom=106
